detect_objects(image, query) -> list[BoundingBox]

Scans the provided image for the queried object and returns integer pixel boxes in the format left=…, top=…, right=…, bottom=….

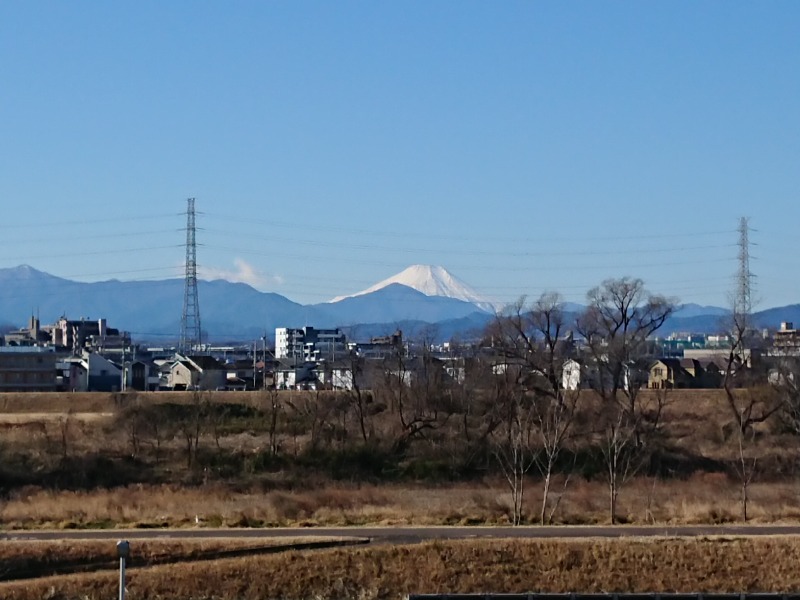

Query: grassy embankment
left=0, top=536, right=358, bottom=580
left=2, top=537, right=800, bottom=599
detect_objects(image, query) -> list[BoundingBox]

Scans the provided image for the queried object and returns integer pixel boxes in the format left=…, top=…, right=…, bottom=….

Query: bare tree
left=343, top=352, right=370, bottom=444
left=532, top=388, right=579, bottom=525
left=448, top=355, right=502, bottom=473
left=770, top=356, right=800, bottom=504
left=487, top=292, right=581, bottom=524
left=379, top=344, right=451, bottom=456
left=285, top=390, right=333, bottom=452
left=491, top=380, right=536, bottom=526
left=576, top=277, right=675, bottom=523
left=175, top=390, right=205, bottom=469
left=110, top=393, right=144, bottom=458
left=260, top=388, right=282, bottom=456
left=722, top=310, right=781, bottom=521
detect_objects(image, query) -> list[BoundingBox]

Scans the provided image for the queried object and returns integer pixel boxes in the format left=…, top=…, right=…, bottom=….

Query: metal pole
left=262, top=335, right=267, bottom=389
left=119, top=556, right=126, bottom=600
left=116, top=540, right=130, bottom=600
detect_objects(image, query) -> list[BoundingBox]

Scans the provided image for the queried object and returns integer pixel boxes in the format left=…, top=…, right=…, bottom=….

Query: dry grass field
left=0, top=389, right=798, bottom=528
left=2, top=477, right=800, bottom=529
left=0, top=536, right=350, bottom=580
left=0, top=390, right=256, bottom=413
left=2, top=537, right=800, bottom=600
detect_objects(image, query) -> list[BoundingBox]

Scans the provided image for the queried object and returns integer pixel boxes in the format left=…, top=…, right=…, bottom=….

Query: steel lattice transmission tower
left=734, top=216, right=753, bottom=330
left=179, top=198, right=202, bottom=354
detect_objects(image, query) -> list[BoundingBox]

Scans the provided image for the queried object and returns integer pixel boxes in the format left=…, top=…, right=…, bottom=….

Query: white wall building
left=275, top=327, right=347, bottom=362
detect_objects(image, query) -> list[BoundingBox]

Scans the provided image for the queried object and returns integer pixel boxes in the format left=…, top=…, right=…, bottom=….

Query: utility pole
left=179, top=198, right=202, bottom=354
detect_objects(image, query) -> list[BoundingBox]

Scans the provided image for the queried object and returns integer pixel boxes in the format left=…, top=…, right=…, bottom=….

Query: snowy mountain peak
left=331, top=264, right=496, bottom=312
left=0, top=264, right=60, bottom=282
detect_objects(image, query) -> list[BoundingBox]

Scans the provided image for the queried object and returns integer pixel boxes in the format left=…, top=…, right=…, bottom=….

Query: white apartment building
left=275, top=327, right=347, bottom=362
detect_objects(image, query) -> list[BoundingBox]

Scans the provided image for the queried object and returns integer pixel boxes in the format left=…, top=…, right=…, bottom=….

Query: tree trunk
left=540, top=469, right=552, bottom=526
left=609, top=477, right=618, bottom=525
left=742, top=481, right=748, bottom=522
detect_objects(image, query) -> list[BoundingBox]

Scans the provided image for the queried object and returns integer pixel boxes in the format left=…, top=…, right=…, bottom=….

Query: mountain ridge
left=0, top=265, right=796, bottom=343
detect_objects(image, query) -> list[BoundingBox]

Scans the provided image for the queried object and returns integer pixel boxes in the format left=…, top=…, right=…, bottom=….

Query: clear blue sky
left=1, top=1, right=798, bottom=308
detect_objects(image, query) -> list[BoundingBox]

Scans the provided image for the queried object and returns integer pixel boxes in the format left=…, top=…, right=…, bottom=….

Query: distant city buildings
left=4, top=315, right=131, bottom=355
left=1, top=306, right=798, bottom=394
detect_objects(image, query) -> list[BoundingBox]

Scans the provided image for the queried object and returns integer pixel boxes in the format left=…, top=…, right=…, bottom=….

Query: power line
left=202, top=243, right=736, bottom=272
left=202, top=211, right=737, bottom=244
left=0, top=228, right=180, bottom=247
left=0, top=212, right=180, bottom=231
left=0, top=244, right=181, bottom=262
left=199, top=226, right=736, bottom=258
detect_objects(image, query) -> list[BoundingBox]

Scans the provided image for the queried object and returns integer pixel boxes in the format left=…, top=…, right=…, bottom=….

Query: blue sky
left=1, top=2, right=798, bottom=308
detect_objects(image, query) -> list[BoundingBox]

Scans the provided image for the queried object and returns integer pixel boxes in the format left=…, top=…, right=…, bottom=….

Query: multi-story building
left=50, top=317, right=131, bottom=354
left=3, top=316, right=131, bottom=355
left=352, top=330, right=404, bottom=358
left=3, top=316, right=51, bottom=346
left=773, top=322, right=800, bottom=355
left=0, top=347, right=58, bottom=392
left=275, top=327, right=347, bottom=362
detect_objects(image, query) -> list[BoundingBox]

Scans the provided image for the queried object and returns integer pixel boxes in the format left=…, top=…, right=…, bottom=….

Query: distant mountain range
left=0, top=265, right=487, bottom=342
left=0, top=264, right=797, bottom=343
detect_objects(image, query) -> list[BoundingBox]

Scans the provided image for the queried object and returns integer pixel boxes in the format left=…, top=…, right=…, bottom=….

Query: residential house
left=225, top=359, right=257, bottom=391
left=442, top=356, right=466, bottom=385
left=57, top=351, right=122, bottom=392
left=274, top=360, right=317, bottom=390
left=649, top=359, right=695, bottom=389
left=699, top=358, right=723, bottom=387
left=382, top=355, right=449, bottom=389
left=168, top=355, right=226, bottom=390
left=562, top=357, right=647, bottom=392
left=316, top=360, right=355, bottom=391
left=648, top=358, right=721, bottom=389
left=127, top=360, right=160, bottom=391
left=562, top=358, right=595, bottom=391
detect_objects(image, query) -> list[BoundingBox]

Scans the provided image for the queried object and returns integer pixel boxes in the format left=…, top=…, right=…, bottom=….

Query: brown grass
left=3, top=537, right=800, bottom=599
left=0, top=390, right=311, bottom=413
left=3, top=477, right=800, bottom=530
left=0, top=536, right=343, bottom=579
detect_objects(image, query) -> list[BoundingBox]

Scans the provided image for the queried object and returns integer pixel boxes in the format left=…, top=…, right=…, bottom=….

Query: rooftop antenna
left=179, top=198, right=202, bottom=354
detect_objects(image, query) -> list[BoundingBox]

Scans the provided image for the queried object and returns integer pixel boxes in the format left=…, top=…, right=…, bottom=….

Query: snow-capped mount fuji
left=330, top=264, right=496, bottom=312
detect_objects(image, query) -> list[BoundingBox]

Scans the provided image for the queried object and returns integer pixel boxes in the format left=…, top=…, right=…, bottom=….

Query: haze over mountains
left=0, top=264, right=798, bottom=343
